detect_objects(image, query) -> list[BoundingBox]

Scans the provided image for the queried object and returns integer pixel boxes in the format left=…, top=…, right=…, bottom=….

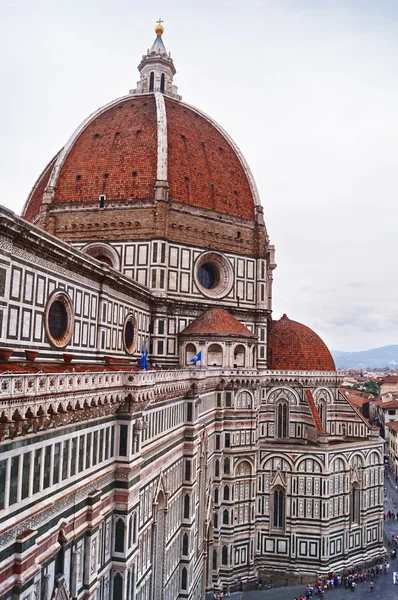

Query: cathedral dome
left=267, top=314, right=335, bottom=371
left=22, top=95, right=259, bottom=222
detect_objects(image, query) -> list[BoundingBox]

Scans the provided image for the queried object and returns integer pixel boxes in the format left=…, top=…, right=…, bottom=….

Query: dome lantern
left=130, top=20, right=181, bottom=100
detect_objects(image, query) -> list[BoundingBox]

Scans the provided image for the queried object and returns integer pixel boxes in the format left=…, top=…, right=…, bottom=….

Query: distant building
left=341, top=389, right=378, bottom=422
left=376, top=394, right=398, bottom=438
left=385, top=422, right=398, bottom=475
left=379, top=376, right=398, bottom=396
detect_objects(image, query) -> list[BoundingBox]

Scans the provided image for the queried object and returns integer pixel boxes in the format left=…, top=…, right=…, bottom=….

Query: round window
left=44, top=291, right=74, bottom=349
left=198, top=264, right=219, bottom=289
left=123, top=314, right=137, bottom=355
left=194, top=251, right=234, bottom=299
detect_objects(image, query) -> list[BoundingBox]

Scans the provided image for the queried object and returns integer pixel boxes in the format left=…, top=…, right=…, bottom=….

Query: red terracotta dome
left=22, top=94, right=258, bottom=222
left=267, top=314, right=335, bottom=371
left=180, top=308, right=255, bottom=338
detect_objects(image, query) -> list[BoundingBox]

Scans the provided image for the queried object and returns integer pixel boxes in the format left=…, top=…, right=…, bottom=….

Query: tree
left=362, top=380, right=379, bottom=397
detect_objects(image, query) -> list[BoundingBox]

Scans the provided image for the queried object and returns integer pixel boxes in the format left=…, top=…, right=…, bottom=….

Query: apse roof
left=180, top=308, right=255, bottom=337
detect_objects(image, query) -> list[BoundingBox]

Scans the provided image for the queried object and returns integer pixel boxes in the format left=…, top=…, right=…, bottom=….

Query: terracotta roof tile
left=304, top=389, right=326, bottom=434
left=267, top=314, right=335, bottom=371
left=385, top=421, right=398, bottom=432
left=180, top=308, right=254, bottom=337
left=22, top=97, right=256, bottom=221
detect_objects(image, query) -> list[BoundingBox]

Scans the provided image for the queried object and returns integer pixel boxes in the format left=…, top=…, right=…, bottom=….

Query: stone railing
left=0, top=370, right=124, bottom=399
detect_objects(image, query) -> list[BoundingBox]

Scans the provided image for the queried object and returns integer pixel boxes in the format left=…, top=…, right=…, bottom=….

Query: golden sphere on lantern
left=155, top=18, right=164, bottom=36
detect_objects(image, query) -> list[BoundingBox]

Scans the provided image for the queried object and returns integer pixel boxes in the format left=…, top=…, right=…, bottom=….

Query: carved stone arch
left=82, top=242, right=120, bottom=270
left=296, top=456, right=324, bottom=473
left=266, top=387, right=300, bottom=405
left=313, top=387, right=333, bottom=405
left=12, top=409, right=22, bottom=421
left=235, top=389, right=254, bottom=409
left=350, top=453, right=365, bottom=468
left=234, top=458, right=254, bottom=476
left=330, top=454, right=348, bottom=471
left=261, top=454, right=293, bottom=472
left=367, top=450, right=382, bottom=466
left=25, top=407, right=34, bottom=419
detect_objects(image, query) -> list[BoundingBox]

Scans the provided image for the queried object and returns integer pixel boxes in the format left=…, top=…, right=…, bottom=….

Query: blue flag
left=139, top=347, right=149, bottom=371
left=189, top=351, right=202, bottom=365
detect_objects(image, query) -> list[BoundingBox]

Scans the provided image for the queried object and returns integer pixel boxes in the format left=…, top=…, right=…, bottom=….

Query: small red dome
left=267, top=314, right=335, bottom=371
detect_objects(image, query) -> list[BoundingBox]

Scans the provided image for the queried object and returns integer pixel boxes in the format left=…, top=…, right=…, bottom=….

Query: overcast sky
left=1, top=0, right=397, bottom=352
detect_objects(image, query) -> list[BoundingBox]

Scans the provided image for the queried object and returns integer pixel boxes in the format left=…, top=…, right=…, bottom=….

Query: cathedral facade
left=0, top=23, right=384, bottom=600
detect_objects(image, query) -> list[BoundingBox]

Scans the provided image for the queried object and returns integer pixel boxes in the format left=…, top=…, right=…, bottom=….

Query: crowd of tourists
left=294, top=563, right=394, bottom=598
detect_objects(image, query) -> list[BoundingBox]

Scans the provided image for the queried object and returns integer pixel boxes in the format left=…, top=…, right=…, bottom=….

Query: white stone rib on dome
left=23, top=91, right=261, bottom=215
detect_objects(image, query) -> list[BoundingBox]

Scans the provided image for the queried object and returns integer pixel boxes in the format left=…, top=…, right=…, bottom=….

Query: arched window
left=215, top=459, right=220, bottom=478
left=128, top=515, right=133, bottom=548
left=351, top=483, right=360, bottom=523
left=185, top=343, right=197, bottom=365
left=233, top=344, right=245, bottom=367
left=149, top=72, right=155, bottom=92
left=212, top=548, right=217, bottom=570
left=223, top=509, right=229, bottom=525
left=182, top=533, right=189, bottom=555
left=318, top=400, right=327, bottom=430
left=181, top=567, right=188, bottom=590
left=132, top=512, right=137, bottom=544
left=115, top=518, right=125, bottom=552
left=184, top=494, right=190, bottom=519
left=222, top=545, right=228, bottom=565
left=236, top=390, right=252, bottom=409
left=273, top=488, right=284, bottom=529
left=214, top=487, right=219, bottom=504
left=160, top=73, right=165, bottom=93
left=213, top=511, right=218, bottom=528
left=207, top=343, right=223, bottom=367
left=224, top=485, right=230, bottom=501
left=113, top=573, right=123, bottom=600
left=276, top=401, right=288, bottom=438
left=224, top=457, right=230, bottom=475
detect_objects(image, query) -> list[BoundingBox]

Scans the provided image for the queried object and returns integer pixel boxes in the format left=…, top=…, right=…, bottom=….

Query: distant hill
left=332, top=345, right=398, bottom=369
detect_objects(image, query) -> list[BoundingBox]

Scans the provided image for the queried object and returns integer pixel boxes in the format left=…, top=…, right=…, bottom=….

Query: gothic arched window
left=273, top=488, right=284, bottom=529
left=132, top=512, right=137, bottom=544
left=212, top=548, right=217, bottom=570
left=115, top=518, right=125, bottom=552
left=113, top=573, right=123, bottom=600
left=214, top=487, right=219, bottom=504
left=160, top=73, right=165, bottom=93
left=351, top=483, right=360, bottom=523
left=318, top=399, right=327, bottom=430
left=213, top=511, right=218, bottom=528
left=149, top=72, right=155, bottom=92
left=181, top=567, right=188, bottom=590
left=276, top=401, right=288, bottom=438
left=128, top=515, right=133, bottom=548
left=223, top=509, right=229, bottom=525
left=215, top=459, right=220, bottom=478
left=222, top=545, right=228, bottom=565
left=182, top=533, right=189, bottom=555
left=224, top=457, right=230, bottom=475
left=184, top=494, right=190, bottom=519
left=224, top=485, right=230, bottom=501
